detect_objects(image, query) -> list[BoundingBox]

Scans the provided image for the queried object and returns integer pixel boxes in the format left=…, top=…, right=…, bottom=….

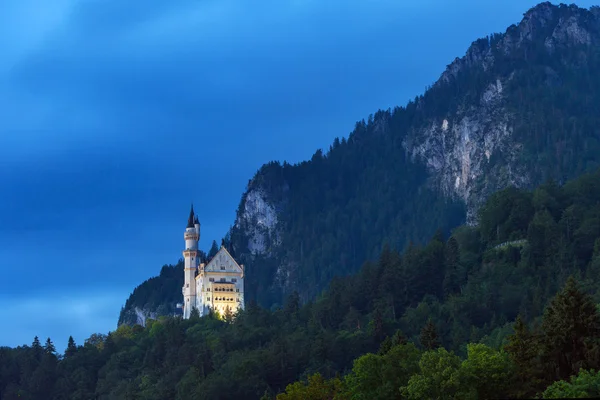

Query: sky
left=0, top=0, right=596, bottom=351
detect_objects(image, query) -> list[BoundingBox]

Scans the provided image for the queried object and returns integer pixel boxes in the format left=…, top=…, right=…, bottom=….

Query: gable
left=204, top=247, right=243, bottom=274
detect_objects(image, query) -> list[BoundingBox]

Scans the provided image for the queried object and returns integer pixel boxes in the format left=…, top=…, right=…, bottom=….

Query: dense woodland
left=4, top=168, right=600, bottom=399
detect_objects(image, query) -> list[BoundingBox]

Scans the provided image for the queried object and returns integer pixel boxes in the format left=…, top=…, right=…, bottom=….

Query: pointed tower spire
left=187, top=203, right=195, bottom=228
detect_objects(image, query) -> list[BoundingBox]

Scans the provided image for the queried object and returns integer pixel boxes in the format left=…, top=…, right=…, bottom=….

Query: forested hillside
left=120, top=2, right=600, bottom=318
left=223, top=1, right=600, bottom=307
left=4, top=168, right=600, bottom=399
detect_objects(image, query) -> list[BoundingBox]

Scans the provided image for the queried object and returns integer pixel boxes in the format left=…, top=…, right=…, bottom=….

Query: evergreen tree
left=541, top=276, right=600, bottom=381
left=223, top=306, right=234, bottom=324
left=420, top=319, right=440, bottom=350
left=504, top=315, right=543, bottom=397
left=65, top=336, right=77, bottom=358
left=391, top=329, right=408, bottom=346
left=32, top=336, right=43, bottom=361
left=443, top=236, right=461, bottom=297
left=378, top=336, right=392, bottom=355
left=283, top=291, right=300, bottom=316
left=208, top=240, right=219, bottom=259
left=190, top=306, right=201, bottom=321
left=371, top=308, right=384, bottom=342
left=44, top=338, right=56, bottom=355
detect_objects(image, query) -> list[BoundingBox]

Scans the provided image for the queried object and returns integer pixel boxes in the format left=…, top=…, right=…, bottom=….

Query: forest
left=3, top=167, right=600, bottom=399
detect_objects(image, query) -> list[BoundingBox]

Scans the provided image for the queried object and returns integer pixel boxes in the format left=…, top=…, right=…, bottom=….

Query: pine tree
left=541, top=276, right=600, bottom=381
left=371, top=308, right=384, bottom=342
left=443, top=236, right=461, bottom=297
left=378, top=336, right=392, bottom=355
left=104, top=333, right=116, bottom=355
left=65, top=336, right=77, bottom=358
left=32, top=336, right=43, bottom=361
left=223, top=306, right=234, bottom=324
left=44, top=338, right=56, bottom=355
left=283, top=291, right=300, bottom=316
left=420, top=319, right=440, bottom=350
left=391, top=329, right=408, bottom=346
left=504, top=315, right=543, bottom=397
left=208, top=240, right=219, bottom=259
left=190, top=306, right=201, bottom=321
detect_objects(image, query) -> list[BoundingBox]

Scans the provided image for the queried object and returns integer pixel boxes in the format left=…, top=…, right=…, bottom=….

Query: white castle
left=181, top=205, right=245, bottom=319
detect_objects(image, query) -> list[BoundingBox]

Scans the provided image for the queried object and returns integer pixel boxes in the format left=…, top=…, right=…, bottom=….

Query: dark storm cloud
left=1, top=0, right=597, bottom=349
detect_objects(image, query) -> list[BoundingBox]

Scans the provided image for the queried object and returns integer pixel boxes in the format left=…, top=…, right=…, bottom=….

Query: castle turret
left=182, top=204, right=200, bottom=319
left=194, top=216, right=200, bottom=239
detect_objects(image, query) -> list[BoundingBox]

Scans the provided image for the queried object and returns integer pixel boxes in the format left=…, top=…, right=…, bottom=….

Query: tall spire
left=187, top=203, right=195, bottom=228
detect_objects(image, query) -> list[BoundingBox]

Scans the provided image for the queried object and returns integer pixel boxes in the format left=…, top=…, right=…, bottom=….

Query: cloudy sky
left=0, top=0, right=595, bottom=351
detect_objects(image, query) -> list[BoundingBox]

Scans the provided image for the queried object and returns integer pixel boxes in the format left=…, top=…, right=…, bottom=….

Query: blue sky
left=0, top=0, right=595, bottom=351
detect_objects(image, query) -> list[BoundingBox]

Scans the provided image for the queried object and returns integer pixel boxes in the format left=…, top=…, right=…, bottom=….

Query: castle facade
left=181, top=205, right=245, bottom=319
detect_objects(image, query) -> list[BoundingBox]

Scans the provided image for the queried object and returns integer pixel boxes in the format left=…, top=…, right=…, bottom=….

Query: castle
left=181, top=205, right=245, bottom=319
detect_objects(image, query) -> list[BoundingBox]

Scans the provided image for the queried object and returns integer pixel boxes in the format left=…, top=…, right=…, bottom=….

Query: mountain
left=120, top=2, right=600, bottom=320
left=230, top=1, right=600, bottom=305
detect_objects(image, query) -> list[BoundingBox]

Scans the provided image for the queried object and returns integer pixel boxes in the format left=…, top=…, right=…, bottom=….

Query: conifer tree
left=443, top=236, right=461, bottom=297
left=44, top=338, right=56, bottom=355
left=190, top=306, right=200, bottom=321
left=371, top=308, right=384, bottom=342
left=378, top=336, right=392, bottom=355
left=420, top=319, right=440, bottom=350
left=504, top=314, right=543, bottom=397
left=103, top=333, right=116, bottom=355
left=223, top=306, right=234, bottom=324
left=32, top=336, right=43, bottom=361
left=208, top=240, right=219, bottom=259
left=391, top=329, right=408, bottom=346
left=65, top=336, right=77, bottom=358
left=541, top=276, right=600, bottom=381
left=283, top=291, right=300, bottom=316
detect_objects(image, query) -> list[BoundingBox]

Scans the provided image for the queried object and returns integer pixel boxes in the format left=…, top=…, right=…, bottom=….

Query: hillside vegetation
left=4, top=168, right=600, bottom=399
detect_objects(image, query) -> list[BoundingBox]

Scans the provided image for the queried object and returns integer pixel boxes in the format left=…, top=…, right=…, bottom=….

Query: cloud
left=2, top=0, right=598, bottom=349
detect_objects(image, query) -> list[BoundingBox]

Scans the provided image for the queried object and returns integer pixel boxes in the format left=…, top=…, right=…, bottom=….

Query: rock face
left=236, top=187, right=280, bottom=255
left=410, top=2, right=600, bottom=223
left=406, top=78, right=527, bottom=223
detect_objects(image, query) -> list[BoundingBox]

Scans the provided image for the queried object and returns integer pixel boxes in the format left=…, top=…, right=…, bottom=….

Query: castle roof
left=204, top=246, right=244, bottom=274
left=187, top=204, right=195, bottom=228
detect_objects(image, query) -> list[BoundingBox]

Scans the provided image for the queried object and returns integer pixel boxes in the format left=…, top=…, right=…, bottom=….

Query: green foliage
left=461, top=343, right=514, bottom=399
left=540, top=276, right=600, bottom=381
left=401, top=347, right=473, bottom=400
left=504, top=315, right=544, bottom=397
left=542, top=369, right=600, bottom=399
left=118, top=261, right=190, bottom=325
left=4, top=169, right=600, bottom=398
left=276, top=373, right=343, bottom=400
left=419, top=319, right=440, bottom=350
left=338, top=343, right=421, bottom=400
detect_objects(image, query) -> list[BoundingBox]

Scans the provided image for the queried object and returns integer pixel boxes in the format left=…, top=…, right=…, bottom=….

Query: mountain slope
left=120, top=2, right=600, bottom=318
left=230, top=2, right=600, bottom=306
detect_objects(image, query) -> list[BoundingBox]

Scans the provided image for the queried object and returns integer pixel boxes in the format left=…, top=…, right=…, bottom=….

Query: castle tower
left=182, top=204, right=200, bottom=319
